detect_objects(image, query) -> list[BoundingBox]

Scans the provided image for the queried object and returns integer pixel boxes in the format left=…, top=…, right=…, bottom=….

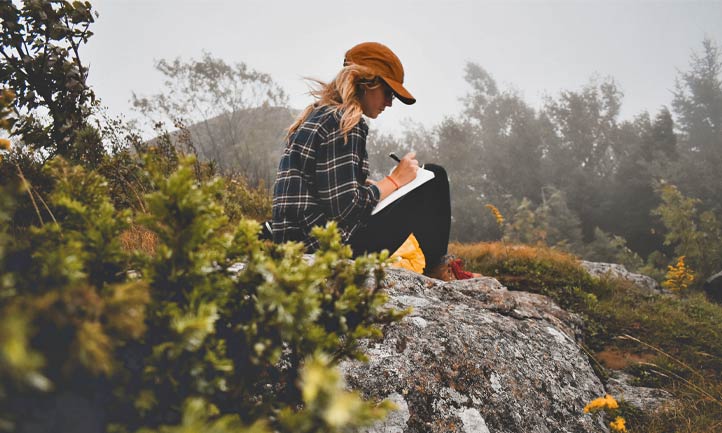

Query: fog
left=85, top=0, right=722, bottom=136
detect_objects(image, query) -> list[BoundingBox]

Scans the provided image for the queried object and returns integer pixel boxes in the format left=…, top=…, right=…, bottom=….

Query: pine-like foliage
left=653, top=183, right=722, bottom=282
left=0, top=156, right=405, bottom=433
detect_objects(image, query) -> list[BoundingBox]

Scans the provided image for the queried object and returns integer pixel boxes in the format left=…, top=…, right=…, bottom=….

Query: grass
left=450, top=241, right=599, bottom=312
left=119, top=224, right=158, bottom=255
left=450, top=241, right=722, bottom=433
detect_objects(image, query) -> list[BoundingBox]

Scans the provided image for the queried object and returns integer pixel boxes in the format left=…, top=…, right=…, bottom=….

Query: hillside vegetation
left=1, top=2, right=721, bottom=432
left=451, top=241, right=722, bottom=433
left=1, top=3, right=400, bottom=432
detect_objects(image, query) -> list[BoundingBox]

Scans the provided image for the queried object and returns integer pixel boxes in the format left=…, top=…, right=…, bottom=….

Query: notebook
left=372, top=167, right=435, bottom=215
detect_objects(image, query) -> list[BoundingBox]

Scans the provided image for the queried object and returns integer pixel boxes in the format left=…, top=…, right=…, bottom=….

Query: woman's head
left=357, top=76, right=395, bottom=119
left=343, top=42, right=415, bottom=106
left=287, top=42, right=414, bottom=141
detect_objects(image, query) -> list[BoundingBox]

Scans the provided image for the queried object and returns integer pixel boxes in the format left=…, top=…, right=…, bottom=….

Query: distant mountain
left=156, top=105, right=297, bottom=187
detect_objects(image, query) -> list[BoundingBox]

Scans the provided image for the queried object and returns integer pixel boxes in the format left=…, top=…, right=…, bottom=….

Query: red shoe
left=424, top=255, right=481, bottom=281
left=449, top=258, right=481, bottom=280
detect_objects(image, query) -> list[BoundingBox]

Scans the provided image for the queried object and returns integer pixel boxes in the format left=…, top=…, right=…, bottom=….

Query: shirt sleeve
left=315, top=118, right=380, bottom=230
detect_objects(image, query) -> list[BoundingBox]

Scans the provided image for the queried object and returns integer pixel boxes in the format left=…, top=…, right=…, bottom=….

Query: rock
left=365, top=393, right=411, bottom=433
left=605, top=371, right=673, bottom=413
left=703, top=270, right=722, bottom=304
left=344, top=268, right=608, bottom=433
left=580, top=261, right=660, bottom=293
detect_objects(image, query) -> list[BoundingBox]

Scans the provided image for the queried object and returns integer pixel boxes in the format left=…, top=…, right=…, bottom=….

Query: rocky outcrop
left=703, top=270, right=722, bottom=303
left=605, top=371, right=673, bottom=413
left=343, top=268, right=608, bottom=433
left=580, top=261, right=660, bottom=293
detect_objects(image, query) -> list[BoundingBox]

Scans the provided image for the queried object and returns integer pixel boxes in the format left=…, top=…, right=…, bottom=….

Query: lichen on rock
left=580, top=260, right=660, bottom=293
left=344, top=268, right=608, bottom=433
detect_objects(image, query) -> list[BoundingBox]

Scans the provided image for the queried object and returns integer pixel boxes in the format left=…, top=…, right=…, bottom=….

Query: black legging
left=348, top=164, right=450, bottom=271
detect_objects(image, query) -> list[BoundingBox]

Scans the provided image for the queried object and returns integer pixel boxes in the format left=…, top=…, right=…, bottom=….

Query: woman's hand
left=389, top=152, right=419, bottom=187
left=370, top=152, right=419, bottom=201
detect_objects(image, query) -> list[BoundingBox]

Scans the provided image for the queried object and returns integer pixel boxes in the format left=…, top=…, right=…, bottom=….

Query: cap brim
left=380, top=77, right=416, bottom=105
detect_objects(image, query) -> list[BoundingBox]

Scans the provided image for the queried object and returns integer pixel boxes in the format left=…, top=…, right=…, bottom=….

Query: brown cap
left=344, top=42, right=416, bottom=105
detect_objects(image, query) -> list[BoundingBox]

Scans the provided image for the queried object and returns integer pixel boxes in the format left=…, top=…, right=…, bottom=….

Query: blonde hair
left=287, top=64, right=381, bottom=144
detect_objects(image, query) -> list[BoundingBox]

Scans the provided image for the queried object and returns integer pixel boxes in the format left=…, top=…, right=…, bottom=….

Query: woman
left=272, top=42, right=477, bottom=281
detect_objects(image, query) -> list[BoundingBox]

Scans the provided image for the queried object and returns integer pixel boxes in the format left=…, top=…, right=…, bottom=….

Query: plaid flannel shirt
left=272, top=105, right=381, bottom=251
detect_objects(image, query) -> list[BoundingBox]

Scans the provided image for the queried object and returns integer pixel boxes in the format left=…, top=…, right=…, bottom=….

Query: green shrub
left=653, top=183, right=722, bottom=282
left=0, top=156, right=404, bottom=433
left=450, top=242, right=598, bottom=311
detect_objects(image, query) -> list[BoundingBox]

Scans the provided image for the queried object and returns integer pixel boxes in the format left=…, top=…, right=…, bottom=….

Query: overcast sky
left=84, top=0, right=722, bottom=136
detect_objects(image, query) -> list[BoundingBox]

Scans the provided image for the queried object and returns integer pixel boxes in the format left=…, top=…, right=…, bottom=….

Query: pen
left=389, top=152, right=401, bottom=163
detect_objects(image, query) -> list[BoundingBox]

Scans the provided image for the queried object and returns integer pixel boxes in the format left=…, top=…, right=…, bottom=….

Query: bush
left=653, top=183, right=722, bottom=282
left=0, top=157, right=404, bottom=433
left=449, top=241, right=598, bottom=311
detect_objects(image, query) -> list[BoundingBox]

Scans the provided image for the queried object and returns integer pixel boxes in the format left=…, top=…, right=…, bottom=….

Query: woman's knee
left=424, top=163, right=447, bottom=179
left=423, top=163, right=449, bottom=187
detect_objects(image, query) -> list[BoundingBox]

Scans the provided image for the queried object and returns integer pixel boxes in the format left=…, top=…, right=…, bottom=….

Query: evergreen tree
left=645, top=107, right=677, bottom=160
left=606, top=108, right=676, bottom=257
left=537, top=186, right=585, bottom=252
left=653, top=183, right=722, bottom=281
left=672, top=38, right=722, bottom=211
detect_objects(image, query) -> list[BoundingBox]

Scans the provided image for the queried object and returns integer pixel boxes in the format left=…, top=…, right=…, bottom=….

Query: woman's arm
left=315, top=122, right=381, bottom=225
left=369, top=152, right=419, bottom=200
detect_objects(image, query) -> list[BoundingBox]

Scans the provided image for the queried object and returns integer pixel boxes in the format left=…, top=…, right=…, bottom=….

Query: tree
left=132, top=53, right=291, bottom=186
left=536, top=186, right=585, bottom=253
left=462, top=64, right=546, bottom=201
left=434, top=117, right=494, bottom=241
left=461, top=62, right=499, bottom=122
left=673, top=38, right=722, bottom=156
left=644, top=106, right=677, bottom=160
left=543, top=77, right=623, bottom=180
left=503, top=197, right=547, bottom=246
left=671, top=38, right=722, bottom=210
left=603, top=108, right=676, bottom=257
left=0, top=0, right=98, bottom=160
left=449, top=63, right=548, bottom=241
left=540, top=77, right=624, bottom=240
left=653, top=183, right=722, bottom=280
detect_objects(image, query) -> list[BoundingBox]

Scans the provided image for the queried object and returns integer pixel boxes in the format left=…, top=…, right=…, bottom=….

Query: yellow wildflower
left=610, top=416, right=627, bottom=432
left=583, top=394, right=619, bottom=413
left=605, top=394, right=619, bottom=410
left=662, top=255, right=695, bottom=291
left=485, top=204, right=505, bottom=226
left=0, top=138, right=10, bottom=151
